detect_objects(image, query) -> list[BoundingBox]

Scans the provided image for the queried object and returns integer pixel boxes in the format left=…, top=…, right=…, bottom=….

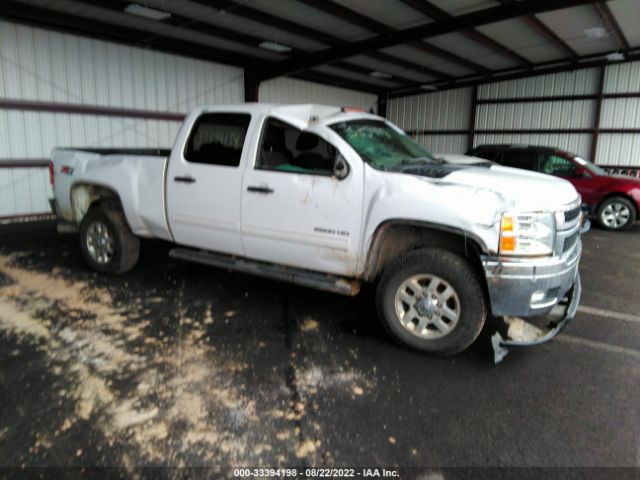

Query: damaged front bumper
left=481, top=234, right=583, bottom=363
left=491, top=274, right=581, bottom=363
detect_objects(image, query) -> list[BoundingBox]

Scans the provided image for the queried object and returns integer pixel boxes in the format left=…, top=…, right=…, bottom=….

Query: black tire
left=596, top=196, right=636, bottom=230
left=375, top=248, right=487, bottom=356
left=79, top=206, right=140, bottom=274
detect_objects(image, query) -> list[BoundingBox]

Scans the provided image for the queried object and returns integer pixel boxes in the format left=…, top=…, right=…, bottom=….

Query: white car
left=50, top=104, right=585, bottom=360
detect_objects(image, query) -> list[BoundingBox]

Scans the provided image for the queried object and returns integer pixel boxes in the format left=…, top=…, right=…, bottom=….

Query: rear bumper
left=481, top=239, right=581, bottom=318
left=50, top=198, right=78, bottom=233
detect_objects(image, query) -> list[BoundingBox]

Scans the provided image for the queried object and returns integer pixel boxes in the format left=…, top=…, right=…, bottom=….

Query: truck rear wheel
left=376, top=248, right=487, bottom=356
left=79, top=206, right=140, bottom=274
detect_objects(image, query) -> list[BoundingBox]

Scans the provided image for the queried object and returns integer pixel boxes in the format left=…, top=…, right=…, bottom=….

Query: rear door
left=166, top=112, right=252, bottom=255
left=240, top=117, right=363, bottom=276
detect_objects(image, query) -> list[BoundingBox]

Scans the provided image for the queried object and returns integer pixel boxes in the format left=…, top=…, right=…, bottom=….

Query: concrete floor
left=0, top=221, right=638, bottom=475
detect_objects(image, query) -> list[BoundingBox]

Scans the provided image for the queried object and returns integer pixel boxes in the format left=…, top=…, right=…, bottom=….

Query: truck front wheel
left=79, top=206, right=140, bottom=274
left=376, top=248, right=487, bottom=356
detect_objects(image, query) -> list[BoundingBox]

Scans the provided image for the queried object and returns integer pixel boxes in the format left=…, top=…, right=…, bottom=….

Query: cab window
left=257, top=118, right=337, bottom=176
left=184, top=113, right=251, bottom=166
left=542, top=155, right=578, bottom=176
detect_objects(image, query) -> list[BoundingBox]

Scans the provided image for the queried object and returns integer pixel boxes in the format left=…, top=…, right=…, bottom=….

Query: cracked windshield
left=330, top=120, right=441, bottom=171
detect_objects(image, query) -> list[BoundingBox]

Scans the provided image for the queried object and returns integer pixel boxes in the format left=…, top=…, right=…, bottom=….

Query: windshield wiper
left=400, top=157, right=445, bottom=167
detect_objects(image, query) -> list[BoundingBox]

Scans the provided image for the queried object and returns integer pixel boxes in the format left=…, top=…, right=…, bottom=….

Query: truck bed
left=59, top=147, right=172, bottom=157
left=51, top=148, right=172, bottom=240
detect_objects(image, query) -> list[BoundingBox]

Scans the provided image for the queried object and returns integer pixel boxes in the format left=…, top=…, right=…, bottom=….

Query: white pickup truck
left=51, top=104, right=586, bottom=360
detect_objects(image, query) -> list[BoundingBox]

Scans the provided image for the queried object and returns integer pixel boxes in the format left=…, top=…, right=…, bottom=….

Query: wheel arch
left=363, top=220, right=489, bottom=284
left=596, top=192, right=638, bottom=217
left=70, top=183, right=127, bottom=226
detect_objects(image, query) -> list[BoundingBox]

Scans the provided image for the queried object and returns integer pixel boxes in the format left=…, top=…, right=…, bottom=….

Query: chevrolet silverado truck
left=50, top=104, right=586, bottom=360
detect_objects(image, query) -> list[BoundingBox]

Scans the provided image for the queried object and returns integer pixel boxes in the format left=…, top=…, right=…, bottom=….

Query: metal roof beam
left=594, top=1, right=630, bottom=52
left=462, top=29, right=532, bottom=66
left=259, top=0, right=594, bottom=80
left=78, top=0, right=284, bottom=55
left=187, top=0, right=450, bottom=85
left=407, top=40, right=491, bottom=74
left=330, top=61, right=420, bottom=86
left=189, top=0, right=343, bottom=46
left=199, top=0, right=457, bottom=81
left=522, top=15, right=579, bottom=59
left=290, top=71, right=386, bottom=95
left=398, top=0, right=532, bottom=66
left=495, top=0, right=578, bottom=59
left=366, top=51, right=453, bottom=80
left=296, top=0, right=395, bottom=35
left=0, top=0, right=262, bottom=68
left=292, top=0, right=463, bottom=80
left=12, top=0, right=416, bottom=95
left=388, top=47, right=640, bottom=97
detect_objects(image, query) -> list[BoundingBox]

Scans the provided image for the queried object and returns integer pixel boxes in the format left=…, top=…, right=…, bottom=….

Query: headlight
left=499, top=212, right=555, bottom=256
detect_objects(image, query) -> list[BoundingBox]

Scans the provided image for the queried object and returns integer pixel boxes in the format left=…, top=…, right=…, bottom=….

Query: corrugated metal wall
left=0, top=22, right=243, bottom=111
left=388, top=62, right=640, bottom=167
left=387, top=87, right=472, bottom=154
left=597, top=62, right=640, bottom=165
left=259, top=77, right=377, bottom=111
left=475, top=100, right=596, bottom=130
left=0, top=20, right=244, bottom=218
left=477, top=68, right=600, bottom=99
left=475, top=68, right=599, bottom=159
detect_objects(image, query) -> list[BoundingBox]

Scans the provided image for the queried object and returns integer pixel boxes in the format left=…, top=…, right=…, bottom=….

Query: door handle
left=174, top=175, right=196, bottom=184
left=247, top=185, right=274, bottom=194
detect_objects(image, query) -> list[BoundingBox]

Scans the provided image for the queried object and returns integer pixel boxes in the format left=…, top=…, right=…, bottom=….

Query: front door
left=166, top=112, right=252, bottom=255
left=241, top=118, right=363, bottom=276
left=541, top=154, right=596, bottom=205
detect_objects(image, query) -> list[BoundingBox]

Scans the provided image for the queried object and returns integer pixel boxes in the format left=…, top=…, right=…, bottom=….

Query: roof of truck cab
left=197, top=103, right=381, bottom=128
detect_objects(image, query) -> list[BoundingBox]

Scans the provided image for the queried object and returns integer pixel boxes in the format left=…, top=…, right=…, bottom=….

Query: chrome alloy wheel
left=86, top=221, right=114, bottom=265
left=394, top=274, right=461, bottom=339
left=601, top=202, right=631, bottom=228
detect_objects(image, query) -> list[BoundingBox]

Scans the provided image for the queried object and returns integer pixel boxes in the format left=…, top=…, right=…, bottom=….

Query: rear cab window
left=184, top=113, right=251, bottom=167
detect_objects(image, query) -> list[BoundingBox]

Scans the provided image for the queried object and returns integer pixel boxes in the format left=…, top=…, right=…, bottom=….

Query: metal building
left=2, top=0, right=640, bottom=219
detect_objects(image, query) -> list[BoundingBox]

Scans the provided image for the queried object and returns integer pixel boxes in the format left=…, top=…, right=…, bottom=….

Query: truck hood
left=442, top=164, right=580, bottom=211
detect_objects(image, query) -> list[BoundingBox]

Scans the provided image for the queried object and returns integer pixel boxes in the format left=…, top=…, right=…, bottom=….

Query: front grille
left=564, top=206, right=581, bottom=223
left=563, top=231, right=579, bottom=252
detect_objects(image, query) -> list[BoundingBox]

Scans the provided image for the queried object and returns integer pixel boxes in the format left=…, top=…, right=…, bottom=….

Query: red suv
left=467, top=145, right=640, bottom=230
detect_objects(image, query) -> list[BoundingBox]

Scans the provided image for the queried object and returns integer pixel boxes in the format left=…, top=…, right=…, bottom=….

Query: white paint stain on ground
left=0, top=254, right=274, bottom=466
left=0, top=253, right=378, bottom=466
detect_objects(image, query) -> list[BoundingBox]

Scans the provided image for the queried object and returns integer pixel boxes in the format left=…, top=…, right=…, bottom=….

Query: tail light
left=49, top=161, right=54, bottom=187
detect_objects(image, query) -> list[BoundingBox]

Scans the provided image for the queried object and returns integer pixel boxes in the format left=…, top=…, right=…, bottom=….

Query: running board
left=169, top=248, right=360, bottom=296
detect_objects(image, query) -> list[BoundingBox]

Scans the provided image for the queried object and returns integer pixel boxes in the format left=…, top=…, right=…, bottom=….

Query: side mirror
left=333, top=154, right=349, bottom=180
